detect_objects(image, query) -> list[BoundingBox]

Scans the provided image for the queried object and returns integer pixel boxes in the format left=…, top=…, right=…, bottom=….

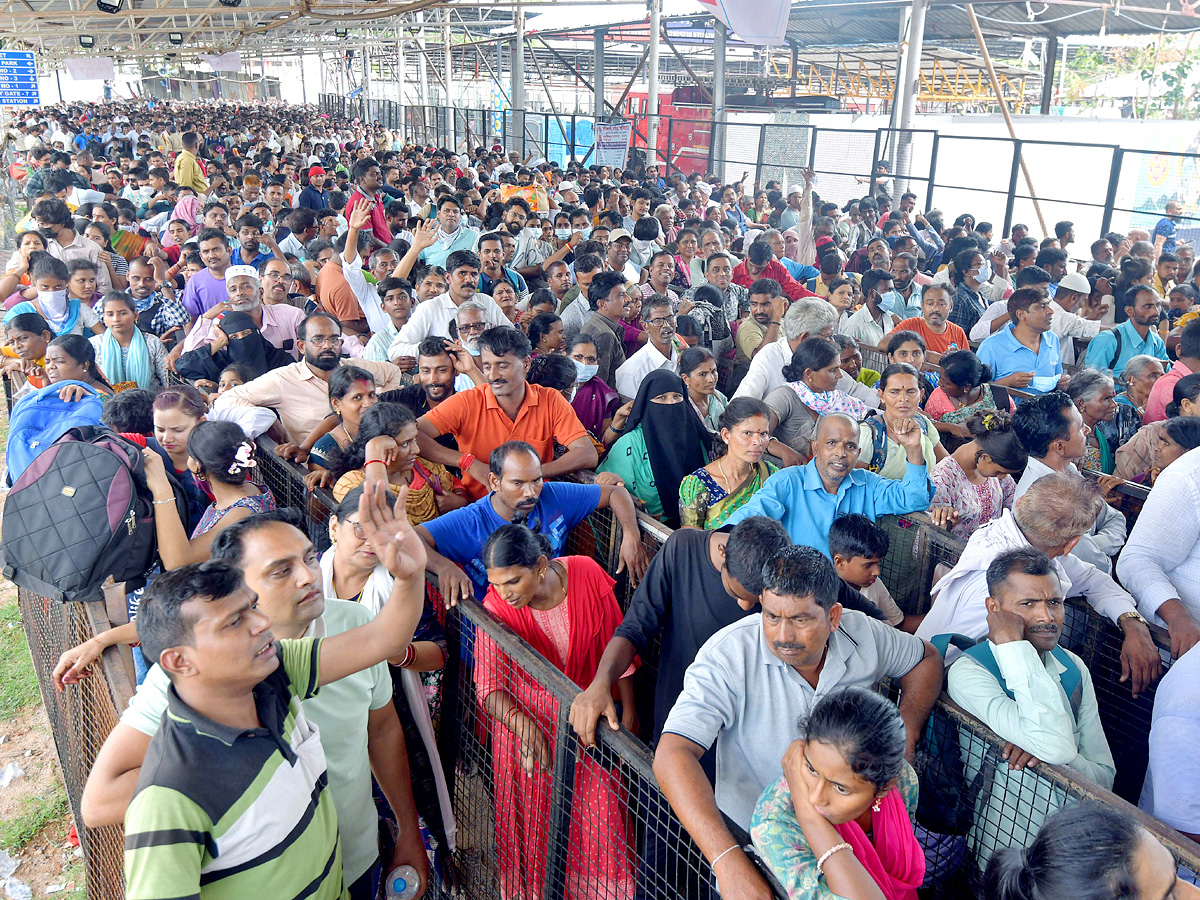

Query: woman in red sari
left=475, top=524, right=637, bottom=900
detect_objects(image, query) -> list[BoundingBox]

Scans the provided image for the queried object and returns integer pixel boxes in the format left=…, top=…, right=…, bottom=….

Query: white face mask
left=974, top=261, right=992, bottom=284
left=573, top=359, right=599, bottom=383
left=37, top=288, right=68, bottom=320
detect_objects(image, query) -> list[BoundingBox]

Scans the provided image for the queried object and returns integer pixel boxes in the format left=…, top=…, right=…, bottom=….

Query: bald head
left=813, top=414, right=861, bottom=490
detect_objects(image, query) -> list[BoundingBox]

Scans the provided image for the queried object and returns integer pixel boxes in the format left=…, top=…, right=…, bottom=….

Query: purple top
left=571, top=376, right=621, bottom=438
left=621, top=319, right=645, bottom=359
left=180, top=268, right=229, bottom=318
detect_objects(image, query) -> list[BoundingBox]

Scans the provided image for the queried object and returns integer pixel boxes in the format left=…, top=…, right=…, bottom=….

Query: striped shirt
left=124, top=638, right=347, bottom=900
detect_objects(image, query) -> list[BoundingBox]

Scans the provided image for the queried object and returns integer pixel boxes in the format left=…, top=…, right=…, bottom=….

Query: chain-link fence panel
left=711, top=121, right=763, bottom=187
left=1111, top=148, right=1200, bottom=245
left=18, top=587, right=133, bottom=900
left=1014, top=141, right=1118, bottom=249
left=811, top=128, right=877, bottom=208
left=759, top=122, right=814, bottom=196
left=928, top=135, right=1015, bottom=236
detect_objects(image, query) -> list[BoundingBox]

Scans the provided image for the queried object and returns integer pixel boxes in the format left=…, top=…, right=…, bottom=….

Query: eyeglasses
left=459, top=321, right=487, bottom=333
left=346, top=520, right=365, bottom=539
left=646, top=315, right=677, bottom=328
left=305, top=335, right=343, bottom=347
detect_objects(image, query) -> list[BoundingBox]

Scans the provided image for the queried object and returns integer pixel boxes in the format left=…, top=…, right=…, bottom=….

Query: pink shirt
left=1144, top=359, right=1191, bottom=424
left=181, top=303, right=306, bottom=360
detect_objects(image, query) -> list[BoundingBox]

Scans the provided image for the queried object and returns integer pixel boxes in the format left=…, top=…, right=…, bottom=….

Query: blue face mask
left=573, top=359, right=599, bottom=383
left=577, top=226, right=593, bottom=240
left=555, top=228, right=573, bottom=240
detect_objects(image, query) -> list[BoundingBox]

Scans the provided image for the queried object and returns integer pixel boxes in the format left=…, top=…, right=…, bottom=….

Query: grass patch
left=0, top=788, right=67, bottom=851
left=0, top=597, right=38, bottom=720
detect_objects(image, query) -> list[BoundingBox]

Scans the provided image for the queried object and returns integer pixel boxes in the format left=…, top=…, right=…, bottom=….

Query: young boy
left=365, top=276, right=414, bottom=365
left=122, top=483, right=426, bottom=900
left=828, top=513, right=910, bottom=630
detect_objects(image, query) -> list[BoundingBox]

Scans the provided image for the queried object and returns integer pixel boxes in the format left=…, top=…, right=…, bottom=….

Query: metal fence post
left=927, top=132, right=940, bottom=210
left=665, top=117, right=674, bottom=178
left=869, top=129, right=883, bottom=196
left=808, top=126, right=817, bottom=170
left=1003, top=140, right=1022, bottom=238
left=1101, top=147, right=1124, bottom=237
left=540, top=705, right=578, bottom=900
left=755, top=123, right=767, bottom=189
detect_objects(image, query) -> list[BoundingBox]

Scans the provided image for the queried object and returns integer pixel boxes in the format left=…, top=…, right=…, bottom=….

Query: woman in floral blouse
left=752, top=687, right=925, bottom=900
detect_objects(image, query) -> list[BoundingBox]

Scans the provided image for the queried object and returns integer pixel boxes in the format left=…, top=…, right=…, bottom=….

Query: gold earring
left=872, top=797, right=882, bottom=813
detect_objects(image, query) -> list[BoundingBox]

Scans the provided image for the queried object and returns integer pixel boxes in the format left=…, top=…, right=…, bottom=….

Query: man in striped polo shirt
left=122, top=483, right=427, bottom=900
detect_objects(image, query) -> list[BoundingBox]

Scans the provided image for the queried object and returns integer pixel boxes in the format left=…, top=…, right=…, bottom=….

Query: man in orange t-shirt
left=414, top=325, right=598, bottom=498
left=884, top=283, right=968, bottom=356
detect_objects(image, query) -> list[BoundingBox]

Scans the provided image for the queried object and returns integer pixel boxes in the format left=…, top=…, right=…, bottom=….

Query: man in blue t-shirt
left=417, top=441, right=648, bottom=604
left=1155, top=200, right=1182, bottom=257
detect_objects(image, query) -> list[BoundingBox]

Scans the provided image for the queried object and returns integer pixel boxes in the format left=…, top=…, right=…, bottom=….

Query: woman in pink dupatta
left=474, top=524, right=637, bottom=900
left=751, top=687, right=926, bottom=900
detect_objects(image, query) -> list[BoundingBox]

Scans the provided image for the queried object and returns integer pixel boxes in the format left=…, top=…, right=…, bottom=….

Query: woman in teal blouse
left=597, top=369, right=709, bottom=526
left=751, top=687, right=925, bottom=900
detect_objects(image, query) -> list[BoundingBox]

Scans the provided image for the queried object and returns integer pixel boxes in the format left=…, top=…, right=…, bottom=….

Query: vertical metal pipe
left=646, top=0, right=661, bottom=158
left=594, top=27, right=606, bottom=120
left=711, top=19, right=727, bottom=177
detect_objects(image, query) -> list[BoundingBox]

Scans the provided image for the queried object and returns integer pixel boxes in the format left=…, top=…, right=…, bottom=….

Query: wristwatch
left=1117, top=610, right=1150, bottom=628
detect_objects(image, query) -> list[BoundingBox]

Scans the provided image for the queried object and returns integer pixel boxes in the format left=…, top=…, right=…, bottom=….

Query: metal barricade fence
left=17, top=587, right=133, bottom=900
left=14, top=431, right=1196, bottom=899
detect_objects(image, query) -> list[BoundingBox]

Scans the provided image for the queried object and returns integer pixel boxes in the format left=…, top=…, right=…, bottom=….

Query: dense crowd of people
left=4, top=97, right=1200, bottom=900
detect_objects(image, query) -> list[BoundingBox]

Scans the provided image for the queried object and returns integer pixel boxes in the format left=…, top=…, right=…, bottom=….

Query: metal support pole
left=444, top=8, right=454, bottom=112
left=396, top=27, right=404, bottom=110
left=1041, top=34, right=1058, bottom=115
left=1100, top=147, right=1123, bottom=236
left=789, top=40, right=798, bottom=98
left=897, top=0, right=927, bottom=132
left=512, top=4, right=525, bottom=156
left=1003, top=140, right=1022, bottom=237
left=711, top=19, right=727, bottom=178
left=417, top=11, right=429, bottom=106
left=646, top=0, right=662, bottom=159
left=593, top=28, right=606, bottom=119
left=362, top=35, right=370, bottom=120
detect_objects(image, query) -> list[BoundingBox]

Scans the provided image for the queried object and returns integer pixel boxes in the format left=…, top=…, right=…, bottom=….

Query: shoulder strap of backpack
left=1105, top=327, right=1123, bottom=371
left=866, top=417, right=889, bottom=473
left=930, top=633, right=983, bottom=659
left=963, top=641, right=1083, bottom=719
left=865, top=415, right=926, bottom=472
left=1050, top=646, right=1083, bottom=719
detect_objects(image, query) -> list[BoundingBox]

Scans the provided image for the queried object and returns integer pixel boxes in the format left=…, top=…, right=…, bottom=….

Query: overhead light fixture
left=217, top=0, right=241, bottom=7
left=168, top=32, right=183, bottom=44
left=335, top=27, right=348, bottom=37
left=79, top=34, right=95, bottom=47
left=95, top=0, right=122, bottom=12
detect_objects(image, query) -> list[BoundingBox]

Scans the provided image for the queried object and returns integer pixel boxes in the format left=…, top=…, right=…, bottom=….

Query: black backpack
left=1, top=427, right=179, bottom=602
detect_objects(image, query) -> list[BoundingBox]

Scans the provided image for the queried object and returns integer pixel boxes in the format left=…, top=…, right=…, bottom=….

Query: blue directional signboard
left=0, top=52, right=38, bottom=106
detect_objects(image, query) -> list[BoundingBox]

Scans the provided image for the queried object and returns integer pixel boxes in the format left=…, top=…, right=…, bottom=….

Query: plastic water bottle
left=384, top=865, right=421, bottom=900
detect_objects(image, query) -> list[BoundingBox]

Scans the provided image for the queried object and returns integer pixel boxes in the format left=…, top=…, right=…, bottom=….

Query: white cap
left=1057, top=271, right=1091, bottom=294
left=225, top=264, right=260, bottom=283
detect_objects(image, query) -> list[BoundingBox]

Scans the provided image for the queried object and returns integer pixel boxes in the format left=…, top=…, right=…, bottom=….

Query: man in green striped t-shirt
left=123, top=483, right=427, bottom=900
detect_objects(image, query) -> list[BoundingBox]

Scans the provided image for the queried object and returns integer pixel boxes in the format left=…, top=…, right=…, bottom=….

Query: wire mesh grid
left=16, top=589, right=130, bottom=900
left=441, top=595, right=770, bottom=900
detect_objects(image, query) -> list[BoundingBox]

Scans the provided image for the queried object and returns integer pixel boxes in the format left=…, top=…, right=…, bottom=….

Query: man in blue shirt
left=1083, top=285, right=1170, bottom=379
left=229, top=213, right=280, bottom=268
left=977, top=288, right=1069, bottom=395
left=724, top=413, right=935, bottom=557
left=416, top=441, right=648, bottom=604
left=297, top=166, right=331, bottom=210
left=1154, top=200, right=1182, bottom=257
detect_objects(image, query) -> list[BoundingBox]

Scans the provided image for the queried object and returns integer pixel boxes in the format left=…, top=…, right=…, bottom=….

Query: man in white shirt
left=734, top=298, right=879, bottom=408
left=389, top=248, right=509, bottom=360
left=1117, top=444, right=1200, bottom=658
left=915, top=471, right=1160, bottom=695
left=1011, top=392, right=1126, bottom=573
left=615, top=295, right=678, bottom=401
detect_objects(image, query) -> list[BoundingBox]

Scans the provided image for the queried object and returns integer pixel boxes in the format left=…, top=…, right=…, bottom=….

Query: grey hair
left=456, top=299, right=488, bottom=321
left=368, top=247, right=397, bottom=269
left=1065, top=368, right=1114, bottom=406
left=653, top=204, right=674, bottom=218
left=762, top=228, right=783, bottom=242
left=1119, top=354, right=1163, bottom=387
left=289, top=261, right=312, bottom=288
left=1013, top=472, right=1104, bottom=548
left=783, top=297, right=839, bottom=341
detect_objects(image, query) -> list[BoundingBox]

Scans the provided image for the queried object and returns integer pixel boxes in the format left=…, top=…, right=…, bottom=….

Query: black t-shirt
left=390, top=385, right=458, bottom=453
